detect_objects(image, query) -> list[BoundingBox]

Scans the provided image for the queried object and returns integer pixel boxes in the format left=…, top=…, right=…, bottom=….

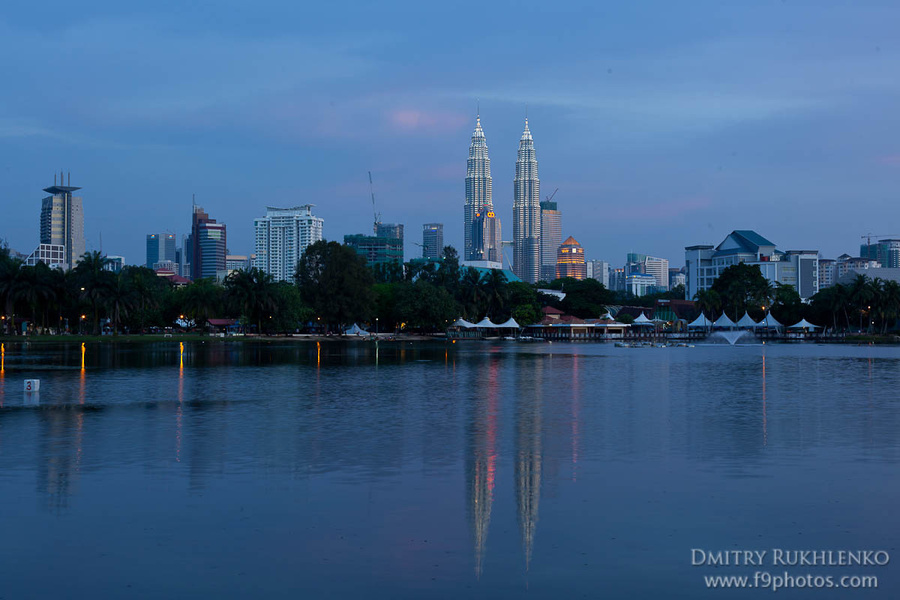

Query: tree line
left=693, top=262, right=900, bottom=333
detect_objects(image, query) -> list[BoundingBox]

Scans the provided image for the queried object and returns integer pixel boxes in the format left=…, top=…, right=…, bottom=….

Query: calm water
left=1, top=340, right=899, bottom=598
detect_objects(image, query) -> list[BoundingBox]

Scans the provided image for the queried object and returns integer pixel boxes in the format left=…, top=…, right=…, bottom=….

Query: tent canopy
left=713, top=314, right=737, bottom=328
left=759, top=313, right=783, bottom=328
left=474, top=317, right=499, bottom=328
left=736, top=312, right=759, bottom=328
left=788, top=318, right=821, bottom=329
left=496, top=317, right=520, bottom=328
left=345, top=323, right=369, bottom=335
left=450, top=318, right=476, bottom=328
left=688, top=314, right=712, bottom=328
left=632, top=313, right=654, bottom=325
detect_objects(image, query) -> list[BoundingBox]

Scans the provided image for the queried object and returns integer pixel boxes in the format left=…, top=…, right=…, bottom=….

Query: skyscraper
left=253, top=205, right=324, bottom=282
left=146, top=233, right=176, bottom=268
left=539, top=199, right=561, bottom=281
left=40, top=172, right=84, bottom=269
left=471, top=207, right=502, bottom=264
left=556, top=236, right=586, bottom=280
left=513, top=119, right=541, bottom=283
left=190, top=205, right=226, bottom=280
left=465, top=115, right=492, bottom=261
left=422, top=223, right=443, bottom=259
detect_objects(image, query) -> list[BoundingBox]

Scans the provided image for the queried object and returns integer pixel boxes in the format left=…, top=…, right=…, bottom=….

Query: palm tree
left=18, top=263, right=56, bottom=334
left=128, top=267, right=158, bottom=334
left=459, top=267, right=484, bottom=320
left=181, top=278, right=221, bottom=333
left=74, top=251, right=113, bottom=335
left=105, top=272, right=137, bottom=335
left=881, top=280, right=900, bottom=333
left=0, top=255, right=26, bottom=335
left=693, top=289, right=722, bottom=320
left=480, top=269, right=508, bottom=319
left=848, top=274, right=873, bottom=332
left=225, top=268, right=277, bottom=333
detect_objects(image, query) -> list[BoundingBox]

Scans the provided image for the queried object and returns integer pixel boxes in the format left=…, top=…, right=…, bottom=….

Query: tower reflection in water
left=466, top=356, right=499, bottom=578
left=515, top=356, right=543, bottom=572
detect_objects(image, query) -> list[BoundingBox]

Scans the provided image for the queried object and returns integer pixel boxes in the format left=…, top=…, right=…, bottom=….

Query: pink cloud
left=877, top=155, right=900, bottom=166
left=388, top=109, right=468, bottom=133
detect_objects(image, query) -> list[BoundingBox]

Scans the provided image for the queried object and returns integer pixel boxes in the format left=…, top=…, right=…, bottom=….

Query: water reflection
left=466, top=357, right=499, bottom=578
left=515, top=357, right=543, bottom=572
left=1, top=342, right=900, bottom=597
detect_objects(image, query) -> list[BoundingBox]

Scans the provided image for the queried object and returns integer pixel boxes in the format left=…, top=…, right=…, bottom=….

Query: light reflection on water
left=0, top=341, right=899, bottom=598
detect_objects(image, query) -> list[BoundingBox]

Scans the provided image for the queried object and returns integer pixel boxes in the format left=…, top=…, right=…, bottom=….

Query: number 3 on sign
left=25, top=381, right=32, bottom=391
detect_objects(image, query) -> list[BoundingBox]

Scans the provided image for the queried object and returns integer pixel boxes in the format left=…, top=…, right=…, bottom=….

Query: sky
left=1, top=0, right=899, bottom=268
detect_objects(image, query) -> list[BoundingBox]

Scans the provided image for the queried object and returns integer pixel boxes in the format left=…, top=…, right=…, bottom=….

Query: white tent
left=788, top=318, right=821, bottom=330
left=736, top=312, right=759, bottom=328
left=474, top=317, right=499, bottom=328
left=344, top=323, right=369, bottom=336
left=759, top=313, right=783, bottom=329
left=600, top=312, right=615, bottom=320
left=632, top=312, right=654, bottom=325
left=713, top=314, right=737, bottom=329
left=450, top=318, right=476, bottom=328
left=687, top=314, right=712, bottom=328
left=495, top=317, right=520, bottom=329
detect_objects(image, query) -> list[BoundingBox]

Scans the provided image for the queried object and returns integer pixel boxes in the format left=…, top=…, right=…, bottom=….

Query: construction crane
left=369, top=171, right=381, bottom=235
left=861, top=233, right=900, bottom=259
left=545, top=188, right=558, bottom=203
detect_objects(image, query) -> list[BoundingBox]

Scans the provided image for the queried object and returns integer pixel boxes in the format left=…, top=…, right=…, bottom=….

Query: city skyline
left=2, top=2, right=899, bottom=268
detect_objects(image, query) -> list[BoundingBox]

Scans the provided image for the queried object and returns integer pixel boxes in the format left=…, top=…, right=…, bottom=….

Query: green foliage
left=770, top=282, right=802, bottom=325
left=295, top=240, right=375, bottom=330
left=709, top=263, right=773, bottom=320
left=617, top=313, right=635, bottom=324
left=556, top=278, right=614, bottom=319
left=394, top=280, right=459, bottom=331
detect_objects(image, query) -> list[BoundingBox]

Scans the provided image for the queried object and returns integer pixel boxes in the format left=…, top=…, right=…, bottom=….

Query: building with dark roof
left=685, top=230, right=818, bottom=300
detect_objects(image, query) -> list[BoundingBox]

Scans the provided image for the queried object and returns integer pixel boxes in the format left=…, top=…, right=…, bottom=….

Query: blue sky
left=2, top=0, right=899, bottom=267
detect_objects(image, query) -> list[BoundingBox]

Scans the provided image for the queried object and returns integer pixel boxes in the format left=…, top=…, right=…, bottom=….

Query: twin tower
left=464, top=115, right=544, bottom=283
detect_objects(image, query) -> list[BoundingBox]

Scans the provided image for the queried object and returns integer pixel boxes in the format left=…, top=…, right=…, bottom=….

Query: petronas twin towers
left=464, top=115, right=541, bottom=283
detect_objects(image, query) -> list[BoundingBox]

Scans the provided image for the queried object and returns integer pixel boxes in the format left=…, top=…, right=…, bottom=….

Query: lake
left=1, top=340, right=898, bottom=598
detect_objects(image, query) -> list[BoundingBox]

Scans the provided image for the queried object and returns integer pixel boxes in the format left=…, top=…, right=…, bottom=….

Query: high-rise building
left=253, top=205, right=324, bottom=282
left=375, top=223, right=404, bottom=259
left=860, top=239, right=900, bottom=268
left=146, top=233, right=176, bottom=269
left=539, top=199, right=561, bottom=282
left=556, top=236, right=586, bottom=280
left=344, top=234, right=403, bottom=266
left=465, top=115, right=492, bottom=261
left=626, top=253, right=669, bottom=290
left=471, top=207, right=502, bottom=263
left=40, top=172, right=84, bottom=269
left=587, top=260, right=610, bottom=288
left=190, top=205, right=226, bottom=281
left=513, top=119, right=541, bottom=283
left=422, top=223, right=443, bottom=259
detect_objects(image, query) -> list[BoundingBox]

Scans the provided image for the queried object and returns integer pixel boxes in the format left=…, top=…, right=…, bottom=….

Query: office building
left=146, top=234, right=176, bottom=269
left=626, top=253, right=669, bottom=290
left=540, top=199, right=561, bottom=281
left=668, top=267, right=686, bottom=290
left=513, top=119, right=541, bottom=283
left=253, top=205, right=324, bottom=282
left=190, top=205, right=226, bottom=281
left=587, top=260, right=610, bottom=288
left=860, top=239, right=900, bottom=269
left=465, top=115, right=493, bottom=262
left=471, top=207, right=501, bottom=263
left=556, top=236, right=586, bottom=280
left=40, top=172, right=84, bottom=269
left=422, top=223, right=443, bottom=259
left=25, top=244, right=66, bottom=268
left=104, top=256, right=125, bottom=273
left=626, top=273, right=658, bottom=297
left=344, top=234, right=403, bottom=266
left=685, top=230, right=818, bottom=300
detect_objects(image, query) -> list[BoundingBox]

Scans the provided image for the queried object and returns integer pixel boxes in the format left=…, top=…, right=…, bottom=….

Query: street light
left=376, top=317, right=379, bottom=335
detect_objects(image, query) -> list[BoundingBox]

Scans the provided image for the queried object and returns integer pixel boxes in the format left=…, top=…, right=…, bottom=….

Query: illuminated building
left=146, top=233, right=176, bottom=269
left=422, top=223, right=443, bottom=259
left=190, top=205, right=226, bottom=280
left=513, top=119, right=541, bottom=283
left=556, top=236, right=586, bottom=280
left=471, top=206, right=502, bottom=264
left=465, top=115, right=493, bottom=261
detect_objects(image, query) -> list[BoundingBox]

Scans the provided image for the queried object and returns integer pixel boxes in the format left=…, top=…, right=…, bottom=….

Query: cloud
left=877, top=155, right=900, bottom=167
